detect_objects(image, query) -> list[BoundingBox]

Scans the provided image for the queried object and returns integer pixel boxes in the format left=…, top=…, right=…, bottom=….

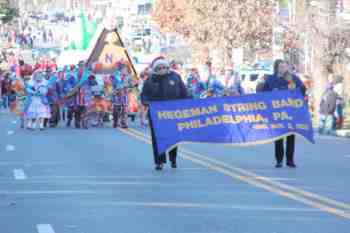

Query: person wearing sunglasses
left=141, top=57, right=188, bottom=170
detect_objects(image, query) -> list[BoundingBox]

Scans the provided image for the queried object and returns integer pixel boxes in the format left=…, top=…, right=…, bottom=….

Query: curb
left=336, top=130, right=350, bottom=138
left=312, top=127, right=350, bottom=139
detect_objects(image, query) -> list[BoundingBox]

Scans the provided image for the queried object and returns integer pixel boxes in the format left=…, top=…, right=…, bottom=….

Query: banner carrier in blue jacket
left=149, top=90, right=315, bottom=155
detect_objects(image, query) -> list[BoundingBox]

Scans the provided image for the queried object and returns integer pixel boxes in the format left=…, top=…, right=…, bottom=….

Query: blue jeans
left=334, top=104, right=344, bottom=129
left=1, top=96, right=9, bottom=109
left=319, top=115, right=334, bottom=135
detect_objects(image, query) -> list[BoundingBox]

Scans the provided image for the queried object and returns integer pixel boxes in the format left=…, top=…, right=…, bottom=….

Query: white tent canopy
left=56, top=50, right=88, bottom=68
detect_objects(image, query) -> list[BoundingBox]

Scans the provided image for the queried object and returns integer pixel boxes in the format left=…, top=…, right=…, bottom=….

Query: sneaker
left=287, top=162, right=297, bottom=168
left=275, top=162, right=283, bottom=168
left=155, top=164, right=163, bottom=171
left=171, top=161, right=177, bottom=169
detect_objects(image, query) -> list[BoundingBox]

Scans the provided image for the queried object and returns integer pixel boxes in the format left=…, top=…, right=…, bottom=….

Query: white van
left=239, top=69, right=272, bottom=94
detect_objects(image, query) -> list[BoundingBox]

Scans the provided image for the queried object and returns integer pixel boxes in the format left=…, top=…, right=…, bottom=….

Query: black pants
left=67, top=106, right=74, bottom=126
left=43, top=118, right=48, bottom=128
left=274, top=135, right=295, bottom=163
left=49, top=103, right=60, bottom=127
left=148, top=111, right=177, bottom=165
left=113, top=105, right=127, bottom=128
left=67, top=106, right=85, bottom=128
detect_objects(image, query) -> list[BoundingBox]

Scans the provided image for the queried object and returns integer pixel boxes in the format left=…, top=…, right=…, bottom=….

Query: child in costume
left=102, top=74, right=113, bottom=123
left=62, top=67, right=79, bottom=128
left=56, top=70, right=67, bottom=122
left=80, top=74, right=98, bottom=129
left=10, top=73, right=27, bottom=128
left=86, top=85, right=109, bottom=127
left=46, top=71, right=62, bottom=127
left=110, top=63, right=132, bottom=128
left=73, top=65, right=92, bottom=128
left=24, top=71, right=51, bottom=131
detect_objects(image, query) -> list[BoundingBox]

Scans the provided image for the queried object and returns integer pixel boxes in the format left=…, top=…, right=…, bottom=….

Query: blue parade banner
left=149, top=90, right=315, bottom=154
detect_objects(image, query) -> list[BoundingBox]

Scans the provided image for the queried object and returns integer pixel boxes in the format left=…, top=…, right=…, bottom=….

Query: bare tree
left=152, top=0, right=274, bottom=65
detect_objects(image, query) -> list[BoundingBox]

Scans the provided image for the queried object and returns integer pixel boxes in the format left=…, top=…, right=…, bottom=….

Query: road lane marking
left=99, top=201, right=320, bottom=212
left=0, top=190, right=97, bottom=195
left=0, top=162, right=66, bottom=166
left=7, top=130, right=14, bottom=135
left=181, top=151, right=350, bottom=219
left=128, top=127, right=350, bottom=210
left=181, top=214, right=322, bottom=221
left=5, top=144, right=15, bottom=151
left=28, top=175, right=156, bottom=179
left=65, top=225, right=78, bottom=229
left=1, top=181, right=179, bottom=186
left=255, top=176, right=297, bottom=181
left=36, top=224, right=55, bottom=233
left=121, top=127, right=350, bottom=220
left=13, top=169, right=27, bottom=180
left=182, top=150, right=350, bottom=211
left=0, top=180, right=253, bottom=188
left=178, top=168, right=211, bottom=171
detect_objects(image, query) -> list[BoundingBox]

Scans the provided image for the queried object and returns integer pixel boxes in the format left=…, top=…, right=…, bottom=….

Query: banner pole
left=114, top=28, right=139, bottom=80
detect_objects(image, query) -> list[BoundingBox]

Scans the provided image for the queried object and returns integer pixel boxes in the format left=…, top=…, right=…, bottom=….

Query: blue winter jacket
left=263, top=73, right=306, bottom=96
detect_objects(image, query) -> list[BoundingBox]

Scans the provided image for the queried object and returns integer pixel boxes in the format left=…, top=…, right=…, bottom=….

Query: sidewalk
left=0, top=108, right=10, bottom=115
left=313, top=107, right=350, bottom=138
left=336, top=114, right=350, bottom=137
left=335, top=129, right=350, bottom=137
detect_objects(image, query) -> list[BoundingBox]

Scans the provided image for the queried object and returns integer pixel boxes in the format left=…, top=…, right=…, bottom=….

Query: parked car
left=239, top=69, right=272, bottom=94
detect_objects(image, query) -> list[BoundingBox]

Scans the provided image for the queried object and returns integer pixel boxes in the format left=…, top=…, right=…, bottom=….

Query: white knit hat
left=151, top=57, right=170, bottom=75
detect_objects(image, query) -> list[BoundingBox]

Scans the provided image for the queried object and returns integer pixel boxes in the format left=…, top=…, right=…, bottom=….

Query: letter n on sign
left=105, top=53, right=113, bottom=64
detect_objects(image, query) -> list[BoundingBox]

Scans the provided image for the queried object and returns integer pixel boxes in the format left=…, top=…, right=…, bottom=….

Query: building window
left=336, top=0, right=344, bottom=14
left=138, top=3, right=152, bottom=15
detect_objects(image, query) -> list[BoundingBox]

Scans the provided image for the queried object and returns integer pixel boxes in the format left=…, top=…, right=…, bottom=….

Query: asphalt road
left=1, top=111, right=350, bottom=233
